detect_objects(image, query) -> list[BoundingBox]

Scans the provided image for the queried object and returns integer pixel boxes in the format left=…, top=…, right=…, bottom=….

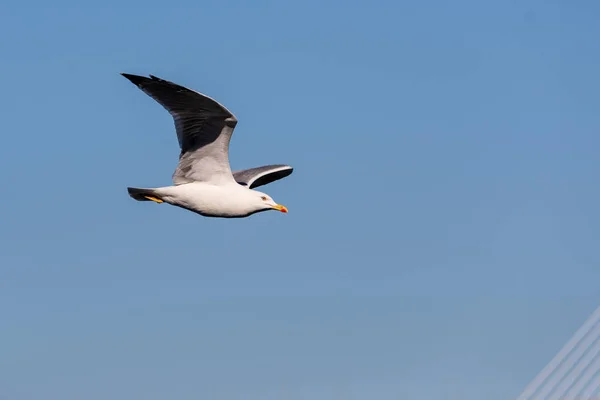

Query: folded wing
left=233, top=164, right=293, bottom=189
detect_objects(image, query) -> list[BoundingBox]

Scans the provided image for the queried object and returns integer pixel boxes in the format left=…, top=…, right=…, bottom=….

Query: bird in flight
left=122, top=73, right=293, bottom=218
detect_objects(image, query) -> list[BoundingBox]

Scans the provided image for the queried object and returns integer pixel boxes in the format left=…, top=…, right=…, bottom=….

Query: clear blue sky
left=1, top=0, right=599, bottom=399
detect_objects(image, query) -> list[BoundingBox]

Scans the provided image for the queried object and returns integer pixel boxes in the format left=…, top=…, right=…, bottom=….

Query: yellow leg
left=144, top=196, right=164, bottom=203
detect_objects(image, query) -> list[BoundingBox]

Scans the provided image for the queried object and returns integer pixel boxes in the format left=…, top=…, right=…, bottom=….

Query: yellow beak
left=272, top=204, right=288, bottom=213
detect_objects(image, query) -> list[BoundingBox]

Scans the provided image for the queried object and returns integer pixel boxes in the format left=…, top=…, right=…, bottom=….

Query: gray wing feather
left=122, top=73, right=237, bottom=185
left=233, top=164, right=293, bottom=189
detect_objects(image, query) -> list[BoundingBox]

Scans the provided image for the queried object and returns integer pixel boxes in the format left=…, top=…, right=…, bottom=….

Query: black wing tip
left=263, top=164, right=293, bottom=171
left=121, top=73, right=165, bottom=86
left=247, top=166, right=294, bottom=189
left=121, top=72, right=148, bottom=86
left=275, top=165, right=294, bottom=174
left=265, top=165, right=294, bottom=174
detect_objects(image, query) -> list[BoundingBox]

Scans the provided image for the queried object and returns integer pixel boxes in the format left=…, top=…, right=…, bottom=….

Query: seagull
left=122, top=73, right=293, bottom=218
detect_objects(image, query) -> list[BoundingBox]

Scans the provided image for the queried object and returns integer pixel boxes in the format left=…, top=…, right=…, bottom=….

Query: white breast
left=158, top=182, right=258, bottom=217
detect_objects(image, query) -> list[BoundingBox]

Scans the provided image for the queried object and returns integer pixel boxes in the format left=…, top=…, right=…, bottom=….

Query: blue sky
left=1, top=0, right=599, bottom=399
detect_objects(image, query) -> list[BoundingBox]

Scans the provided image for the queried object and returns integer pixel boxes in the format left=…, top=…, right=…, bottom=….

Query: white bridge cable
left=547, top=333, right=600, bottom=400
left=530, top=315, right=600, bottom=400
left=516, top=306, right=600, bottom=400
left=576, top=367, right=600, bottom=400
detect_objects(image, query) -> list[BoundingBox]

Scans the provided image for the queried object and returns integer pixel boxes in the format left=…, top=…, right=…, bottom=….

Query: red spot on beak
left=274, top=204, right=288, bottom=213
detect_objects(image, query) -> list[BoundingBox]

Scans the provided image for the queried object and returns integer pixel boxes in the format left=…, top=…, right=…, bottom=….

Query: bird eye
left=261, top=196, right=268, bottom=201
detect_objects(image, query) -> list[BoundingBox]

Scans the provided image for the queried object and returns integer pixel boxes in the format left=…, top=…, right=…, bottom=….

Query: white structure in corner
left=517, top=306, right=600, bottom=400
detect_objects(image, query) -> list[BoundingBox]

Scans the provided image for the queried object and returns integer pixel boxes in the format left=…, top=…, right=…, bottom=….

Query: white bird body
left=151, top=182, right=285, bottom=218
left=121, top=73, right=292, bottom=219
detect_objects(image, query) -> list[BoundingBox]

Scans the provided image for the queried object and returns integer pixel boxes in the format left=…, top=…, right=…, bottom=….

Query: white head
left=250, top=190, right=288, bottom=215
